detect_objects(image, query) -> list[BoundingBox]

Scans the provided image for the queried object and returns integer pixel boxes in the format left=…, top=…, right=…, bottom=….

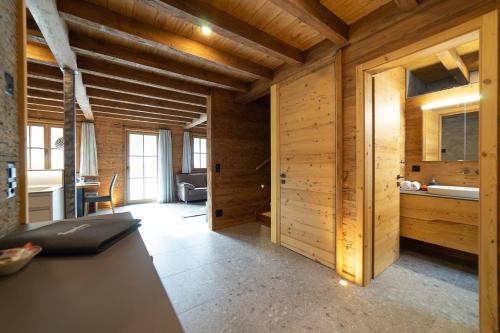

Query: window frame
left=191, top=135, right=207, bottom=171
left=27, top=122, right=64, bottom=171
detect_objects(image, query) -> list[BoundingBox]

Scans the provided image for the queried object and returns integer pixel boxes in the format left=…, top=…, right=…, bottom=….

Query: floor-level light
left=339, top=279, right=349, bottom=287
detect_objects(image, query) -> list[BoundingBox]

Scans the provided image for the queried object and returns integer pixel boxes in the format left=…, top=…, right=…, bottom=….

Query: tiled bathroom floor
left=109, top=203, right=478, bottom=333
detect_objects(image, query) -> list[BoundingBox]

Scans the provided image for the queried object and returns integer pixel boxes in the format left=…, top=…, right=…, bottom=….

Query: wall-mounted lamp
left=421, top=94, right=480, bottom=110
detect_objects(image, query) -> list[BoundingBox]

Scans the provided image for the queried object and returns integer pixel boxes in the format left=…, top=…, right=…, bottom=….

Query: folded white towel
left=400, top=180, right=412, bottom=190
left=410, top=181, right=421, bottom=190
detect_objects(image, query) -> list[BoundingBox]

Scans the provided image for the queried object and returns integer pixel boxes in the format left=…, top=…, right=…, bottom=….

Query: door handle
left=396, top=175, right=404, bottom=180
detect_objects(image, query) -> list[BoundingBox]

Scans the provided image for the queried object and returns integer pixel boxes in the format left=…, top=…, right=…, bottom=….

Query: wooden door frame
left=270, top=54, right=343, bottom=261
left=355, top=12, right=498, bottom=332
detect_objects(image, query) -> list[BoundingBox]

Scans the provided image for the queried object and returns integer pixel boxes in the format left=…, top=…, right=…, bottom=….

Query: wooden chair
left=84, top=173, right=118, bottom=215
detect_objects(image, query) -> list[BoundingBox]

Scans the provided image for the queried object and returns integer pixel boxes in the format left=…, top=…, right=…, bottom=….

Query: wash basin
left=427, top=185, right=479, bottom=199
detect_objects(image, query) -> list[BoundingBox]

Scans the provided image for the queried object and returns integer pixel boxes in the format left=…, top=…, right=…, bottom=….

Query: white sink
left=427, top=185, right=479, bottom=199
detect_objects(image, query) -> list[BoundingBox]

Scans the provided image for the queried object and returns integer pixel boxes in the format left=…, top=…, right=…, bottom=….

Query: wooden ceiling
left=26, top=0, right=409, bottom=127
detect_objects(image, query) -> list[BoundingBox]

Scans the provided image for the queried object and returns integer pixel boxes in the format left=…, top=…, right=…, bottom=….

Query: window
left=192, top=137, right=207, bottom=169
left=26, top=124, right=65, bottom=170
left=27, top=125, right=45, bottom=170
left=128, top=133, right=158, bottom=202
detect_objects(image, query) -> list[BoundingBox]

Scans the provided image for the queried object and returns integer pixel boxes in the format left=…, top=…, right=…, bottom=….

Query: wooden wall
left=0, top=0, right=21, bottom=236
left=208, top=89, right=270, bottom=230
left=339, top=0, right=497, bottom=282
left=28, top=111, right=205, bottom=208
left=405, top=84, right=480, bottom=187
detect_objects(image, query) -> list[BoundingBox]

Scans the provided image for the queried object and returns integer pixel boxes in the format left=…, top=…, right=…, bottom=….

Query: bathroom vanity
left=400, top=190, right=479, bottom=254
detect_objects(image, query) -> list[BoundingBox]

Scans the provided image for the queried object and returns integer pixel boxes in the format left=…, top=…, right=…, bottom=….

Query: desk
left=76, top=182, right=101, bottom=217
left=0, top=214, right=184, bottom=333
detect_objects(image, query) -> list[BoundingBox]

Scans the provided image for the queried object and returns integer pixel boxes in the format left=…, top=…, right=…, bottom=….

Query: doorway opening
left=127, top=132, right=158, bottom=203
left=356, top=12, right=498, bottom=331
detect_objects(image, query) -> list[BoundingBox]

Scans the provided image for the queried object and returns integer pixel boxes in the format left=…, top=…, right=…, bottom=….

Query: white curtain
left=79, top=122, right=98, bottom=176
left=182, top=131, right=192, bottom=173
left=158, top=129, right=175, bottom=203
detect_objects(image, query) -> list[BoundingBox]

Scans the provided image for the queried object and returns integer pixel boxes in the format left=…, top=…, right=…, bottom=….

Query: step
left=257, top=211, right=271, bottom=226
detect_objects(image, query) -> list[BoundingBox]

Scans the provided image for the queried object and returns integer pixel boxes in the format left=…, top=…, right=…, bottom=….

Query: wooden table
left=0, top=213, right=184, bottom=333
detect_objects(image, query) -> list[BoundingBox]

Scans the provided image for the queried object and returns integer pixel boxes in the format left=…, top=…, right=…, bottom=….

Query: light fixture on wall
left=421, top=94, right=481, bottom=110
left=201, top=25, right=212, bottom=36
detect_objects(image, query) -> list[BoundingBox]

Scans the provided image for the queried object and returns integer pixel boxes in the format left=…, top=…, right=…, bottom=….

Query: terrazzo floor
left=104, top=203, right=478, bottom=333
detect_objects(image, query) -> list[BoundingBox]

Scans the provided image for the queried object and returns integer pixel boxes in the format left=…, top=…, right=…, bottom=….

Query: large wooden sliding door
left=277, top=63, right=337, bottom=268
left=372, top=68, right=405, bottom=277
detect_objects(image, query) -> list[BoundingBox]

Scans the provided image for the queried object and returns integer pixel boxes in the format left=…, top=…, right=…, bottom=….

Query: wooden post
left=63, top=68, right=76, bottom=218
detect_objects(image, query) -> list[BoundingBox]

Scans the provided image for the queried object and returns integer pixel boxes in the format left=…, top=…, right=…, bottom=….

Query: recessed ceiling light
left=201, top=25, right=212, bottom=36
left=339, top=279, right=348, bottom=287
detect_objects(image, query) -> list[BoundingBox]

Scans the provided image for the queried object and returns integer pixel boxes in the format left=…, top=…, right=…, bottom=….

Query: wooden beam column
left=63, top=68, right=77, bottom=218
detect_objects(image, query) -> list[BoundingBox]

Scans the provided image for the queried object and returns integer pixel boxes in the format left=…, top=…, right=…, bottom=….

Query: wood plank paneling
left=400, top=194, right=479, bottom=254
left=278, top=63, right=336, bottom=268
left=208, top=89, right=270, bottom=230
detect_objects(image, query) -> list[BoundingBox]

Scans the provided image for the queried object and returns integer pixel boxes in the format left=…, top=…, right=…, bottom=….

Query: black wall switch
left=4, top=72, right=13, bottom=97
left=215, top=163, right=221, bottom=173
left=215, top=209, right=223, bottom=217
left=411, top=165, right=421, bottom=172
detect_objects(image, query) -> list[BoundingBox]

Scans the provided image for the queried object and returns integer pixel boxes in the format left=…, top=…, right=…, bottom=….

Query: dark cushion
left=85, top=195, right=112, bottom=203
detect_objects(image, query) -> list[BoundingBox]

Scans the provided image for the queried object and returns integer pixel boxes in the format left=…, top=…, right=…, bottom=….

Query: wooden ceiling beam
left=28, top=86, right=205, bottom=114
left=29, top=104, right=189, bottom=124
left=268, top=0, right=348, bottom=45
left=27, top=0, right=93, bottom=120
left=27, top=39, right=214, bottom=96
left=237, top=40, right=340, bottom=103
left=28, top=74, right=206, bottom=107
left=88, top=98, right=199, bottom=119
left=185, top=114, right=207, bottom=129
left=393, top=0, right=419, bottom=11
left=28, top=96, right=197, bottom=120
left=28, top=107, right=184, bottom=127
left=436, top=49, right=470, bottom=85
left=144, top=0, right=303, bottom=65
left=27, top=61, right=61, bottom=81
left=56, top=0, right=273, bottom=79
left=69, top=32, right=250, bottom=92
left=85, top=88, right=205, bottom=114
left=83, top=74, right=206, bottom=107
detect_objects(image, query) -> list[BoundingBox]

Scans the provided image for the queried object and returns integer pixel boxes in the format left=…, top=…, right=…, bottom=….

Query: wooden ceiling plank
left=269, top=0, right=348, bottom=45
left=56, top=0, right=273, bottom=79
left=237, top=39, right=340, bottom=103
left=393, top=0, right=419, bottom=11
left=436, top=49, right=470, bottom=85
left=184, top=114, right=207, bottom=129
left=144, top=0, right=304, bottom=65
left=27, top=0, right=93, bottom=120
left=69, top=32, right=250, bottom=92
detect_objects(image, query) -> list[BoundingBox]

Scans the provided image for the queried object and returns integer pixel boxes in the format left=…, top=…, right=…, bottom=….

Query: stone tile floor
left=107, top=203, right=478, bottom=333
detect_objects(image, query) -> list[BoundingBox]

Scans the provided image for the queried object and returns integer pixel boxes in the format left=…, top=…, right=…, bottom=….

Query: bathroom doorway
left=356, top=11, right=498, bottom=331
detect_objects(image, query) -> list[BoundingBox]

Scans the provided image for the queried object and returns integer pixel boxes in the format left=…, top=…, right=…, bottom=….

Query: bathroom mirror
left=422, top=101, right=479, bottom=161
